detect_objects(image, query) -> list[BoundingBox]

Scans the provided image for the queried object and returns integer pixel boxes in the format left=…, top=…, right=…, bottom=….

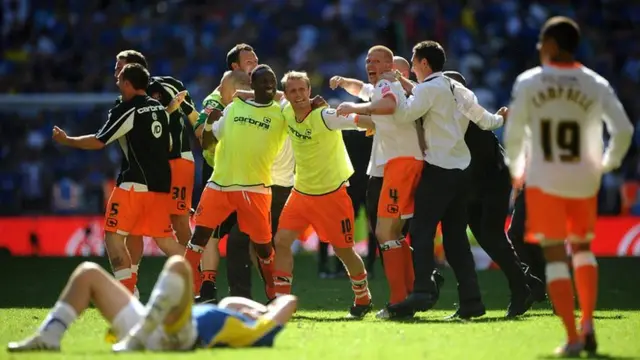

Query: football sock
left=349, top=272, right=371, bottom=306
left=380, top=239, right=407, bottom=304
left=129, top=270, right=184, bottom=341
left=131, top=264, right=139, bottom=289
left=184, top=243, right=204, bottom=292
left=201, top=270, right=217, bottom=283
left=546, top=262, right=579, bottom=344
left=572, top=251, right=598, bottom=332
left=114, top=268, right=135, bottom=294
left=400, top=237, right=415, bottom=293
left=257, top=250, right=276, bottom=299
left=273, top=271, right=293, bottom=297
left=38, top=301, right=78, bottom=346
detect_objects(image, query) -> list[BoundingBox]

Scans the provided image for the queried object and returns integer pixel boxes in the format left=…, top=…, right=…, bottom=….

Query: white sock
left=131, top=265, right=139, bottom=275
left=38, top=301, right=78, bottom=345
left=114, top=268, right=132, bottom=281
left=130, top=271, right=184, bottom=340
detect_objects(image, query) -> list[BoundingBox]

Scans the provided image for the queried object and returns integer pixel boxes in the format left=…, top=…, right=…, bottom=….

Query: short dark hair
left=250, top=64, right=274, bottom=83
left=116, top=50, right=148, bottom=69
left=540, top=16, right=581, bottom=54
left=120, top=63, right=150, bottom=90
left=443, top=71, right=467, bottom=87
left=226, top=43, right=254, bottom=70
left=413, top=41, right=446, bottom=72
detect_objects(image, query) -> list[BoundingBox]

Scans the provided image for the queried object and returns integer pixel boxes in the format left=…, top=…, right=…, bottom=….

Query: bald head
left=393, top=56, right=410, bottom=78
left=220, top=70, right=251, bottom=105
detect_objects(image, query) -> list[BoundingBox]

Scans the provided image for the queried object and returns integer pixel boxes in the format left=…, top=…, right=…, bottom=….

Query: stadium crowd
left=1, top=0, right=639, bottom=216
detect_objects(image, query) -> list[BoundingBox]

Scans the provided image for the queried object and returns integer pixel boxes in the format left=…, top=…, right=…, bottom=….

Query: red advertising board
left=0, top=216, right=638, bottom=257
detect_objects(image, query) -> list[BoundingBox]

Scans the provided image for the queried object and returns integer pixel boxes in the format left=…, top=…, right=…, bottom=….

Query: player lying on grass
left=7, top=256, right=297, bottom=352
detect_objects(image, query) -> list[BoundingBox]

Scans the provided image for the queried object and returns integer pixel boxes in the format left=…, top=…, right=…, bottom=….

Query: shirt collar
left=423, top=71, right=444, bottom=83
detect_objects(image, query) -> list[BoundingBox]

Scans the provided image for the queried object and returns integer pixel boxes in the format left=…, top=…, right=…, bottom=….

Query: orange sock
left=572, top=251, right=598, bottom=330
left=273, top=271, right=293, bottom=296
left=184, top=243, right=204, bottom=292
left=257, top=250, right=276, bottom=299
left=201, top=270, right=217, bottom=283
left=380, top=240, right=407, bottom=304
left=114, top=268, right=135, bottom=294
left=349, top=272, right=371, bottom=305
left=546, top=262, right=579, bottom=343
left=400, top=239, right=414, bottom=293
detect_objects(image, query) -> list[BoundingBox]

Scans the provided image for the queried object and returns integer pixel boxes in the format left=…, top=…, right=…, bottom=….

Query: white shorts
left=111, top=298, right=198, bottom=351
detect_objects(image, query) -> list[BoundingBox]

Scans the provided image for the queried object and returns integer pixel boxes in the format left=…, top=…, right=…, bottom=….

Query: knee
left=164, top=255, right=190, bottom=276
left=73, top=262, right=104, bottom=281
left=274, top=230, right=296, bottom=250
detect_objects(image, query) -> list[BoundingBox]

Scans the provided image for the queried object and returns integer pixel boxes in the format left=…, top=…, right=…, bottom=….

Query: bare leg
left=201, top=238, right=220, bottom=272
left=272, top=229, right=298, bottom=296
left=113, top=256, right=194, bottom=352
left=154, top=236, right=186, bottom=257
left=333, top=246, right=372, bottom=316
left=126, top=235, right=144, bottom=297
left=105, top=231, right=134, bottom=292
left=7, top=262, right=134, bottom=352
left=170, top=214, right=192, bottom=246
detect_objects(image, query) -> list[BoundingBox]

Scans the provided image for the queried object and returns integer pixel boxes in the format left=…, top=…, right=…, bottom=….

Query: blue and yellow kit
left=193, top=304, right=283, bottom=348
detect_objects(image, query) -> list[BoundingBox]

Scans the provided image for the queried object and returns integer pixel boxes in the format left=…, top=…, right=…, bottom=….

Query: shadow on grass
left=2, top=256, right=640, bottom=312
left=538, top=353, right=637, bottom=360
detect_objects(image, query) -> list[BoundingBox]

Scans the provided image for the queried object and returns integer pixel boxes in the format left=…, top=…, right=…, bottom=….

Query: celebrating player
left=112, top=50, right=199, bottom=294
left=51, top=63, right=185, bottom=293
left=273, top=71, right=375, bottom=318
left=504, top=16, right=633, bottom=356
left=184, top=64, right=288, bottom=300
left=7, top=255, right=296, bottom=352
left=335, top=46, right=422, bottom=319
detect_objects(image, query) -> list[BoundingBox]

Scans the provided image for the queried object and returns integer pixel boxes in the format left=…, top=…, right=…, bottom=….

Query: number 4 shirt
left=504, top=62, right=634, bottom=198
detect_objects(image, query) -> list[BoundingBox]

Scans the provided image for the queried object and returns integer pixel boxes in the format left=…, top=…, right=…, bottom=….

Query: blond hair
left=368, top=45, right=394, bottom=61
left=280, top=71, right=311, bottom=91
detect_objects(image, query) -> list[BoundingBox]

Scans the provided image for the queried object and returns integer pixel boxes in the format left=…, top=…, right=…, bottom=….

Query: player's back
left=517, top=64, right=617, bottom=198
left=117, top=95, right=172, bottom=193
left=192, top=304, right=282, bottom=348
left=370, top=79, right=423, bottom=166
left=148, top=76, right=194, bottom=160
left=212, top=98, right=287, bottom=187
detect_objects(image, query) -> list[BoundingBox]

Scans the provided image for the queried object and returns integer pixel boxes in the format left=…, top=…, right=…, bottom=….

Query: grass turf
left=1, top=255, right=639, bottom=359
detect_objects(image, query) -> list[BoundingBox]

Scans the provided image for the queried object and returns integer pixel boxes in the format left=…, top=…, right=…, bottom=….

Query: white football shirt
left=504, top=63, right=634, bottom=198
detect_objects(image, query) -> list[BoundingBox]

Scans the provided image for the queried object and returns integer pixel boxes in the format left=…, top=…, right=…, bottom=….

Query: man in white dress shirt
left=385, top=41, right=484, bottom=319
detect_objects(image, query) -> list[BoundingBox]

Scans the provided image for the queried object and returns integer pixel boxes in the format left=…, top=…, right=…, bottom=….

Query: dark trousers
left=226, top=185, right=292, bottom=298
left=411, top=163, right=481, bottom=305
left=507, top=187, right=547, bottom=283
left=468, top=169, right=527, bottom=293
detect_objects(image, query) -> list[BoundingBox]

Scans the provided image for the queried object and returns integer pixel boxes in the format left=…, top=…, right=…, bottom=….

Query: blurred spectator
left=0, top=0, right=638, bottom=215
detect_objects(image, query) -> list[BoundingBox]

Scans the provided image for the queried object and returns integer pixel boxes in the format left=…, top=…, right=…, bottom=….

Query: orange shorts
left=378, top=157, right=423, bottom=219
left=195, top=187, right=272, bottom=243
left=169, top=158, right=195, bottom=215
left=104, top=187, right=173, bottom=238
left=278, top=187, right=355, bottom=248
left=525, top=187, right=597, bottom=244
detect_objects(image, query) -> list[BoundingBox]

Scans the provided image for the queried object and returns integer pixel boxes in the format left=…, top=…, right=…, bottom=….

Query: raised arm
left=454, top=85, right=504, bottom=130
left=330, top=76, right=373, bottom=101
left=321, top=108, right=372, bottom=131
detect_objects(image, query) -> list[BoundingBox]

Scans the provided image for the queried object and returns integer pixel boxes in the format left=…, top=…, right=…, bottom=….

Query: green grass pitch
left=1, top=255, right=639, bottom=359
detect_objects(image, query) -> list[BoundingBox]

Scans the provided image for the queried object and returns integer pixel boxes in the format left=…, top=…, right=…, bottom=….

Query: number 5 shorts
left=104, top=185, right=173, bottom=238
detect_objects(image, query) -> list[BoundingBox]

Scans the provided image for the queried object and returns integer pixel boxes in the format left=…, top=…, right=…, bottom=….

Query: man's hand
left=329, top=76, right=345, bottom=90
left=311, top=95, right=328, bottom=110
left=206, top=108, right=223, bottom=125
left=233, top=90, right=254, bottom=101
left=380, top=70, right=401, bottom=82
left=497, top=107, right=509, bottom=122
left=166, top=90, right=188, bottom=114
left=52, top=126, right=68, bottom=145
left=336, top=102, right=358, bottom=116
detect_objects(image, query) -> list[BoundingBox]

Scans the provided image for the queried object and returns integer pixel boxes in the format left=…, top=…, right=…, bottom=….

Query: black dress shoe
left=506, top=285, right=534, bottom=318
left=388, top=291, right=438, bottom=314
left=445, top=302, right=486, bottom=320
